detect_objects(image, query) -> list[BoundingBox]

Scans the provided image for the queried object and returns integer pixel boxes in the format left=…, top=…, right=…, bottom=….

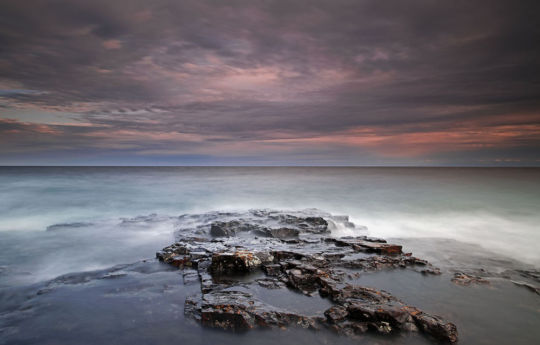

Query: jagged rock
left=347, top=302, right=419, bottom=333
left=254, top=251, right=275, bottom=264
left=184, top=295, right=202, bottom=321
left=210, top=251, right=262, bottom=274
left=413, top=312, right=458, bottom=343
left=330, top=237, right=403, bottom=255
left=252, top=227, right=301, bottom=239
left=268, top=227, right=300, bottom=238
left=286, top=268, right=320, bottom=295
left=262, top=264, right=282, bottom=276
left=324, top=305, right=348, bottom=323
left=341, top=255, right=433, bottom=271
left=451, top=272, right=490, bottom=286
left=421, top=267, right=442, bottom=275
left=194, top=290, right=320, bottom=331
left=156, top=209, right=458, bottom=343
left=356, top=241, right=402, bottom=255
left=272, top=250, right=305, bottom=261
left=515, top=269, right=540, bottom=283
left=183, top=270, right=199, bottom=285
left=256, top=278, right=285, bottom=289
left=302, top=217, right=329, bottom=233
left=167, top=255, right=192, bottom=268
left=210, top=221, right=241, bottom=237
left=210, top=220, right=270, bottom=237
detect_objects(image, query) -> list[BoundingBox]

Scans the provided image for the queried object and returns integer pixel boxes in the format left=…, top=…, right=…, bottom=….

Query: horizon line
left=1, top=165, right=539, bottom=168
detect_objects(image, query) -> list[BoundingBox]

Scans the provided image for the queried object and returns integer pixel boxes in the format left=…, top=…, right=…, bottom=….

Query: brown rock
left=451, top=272, right=490, bottom=286
left=210, top=251, right=262, bottom=275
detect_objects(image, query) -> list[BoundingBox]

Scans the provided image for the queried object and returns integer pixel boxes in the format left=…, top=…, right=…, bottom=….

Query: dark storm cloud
left=0, top=0, right=539, bottom=165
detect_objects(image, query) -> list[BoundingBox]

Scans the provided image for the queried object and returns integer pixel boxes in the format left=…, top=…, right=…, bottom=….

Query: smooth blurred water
left=0, top=167, right=539, bottom=345
left=1, top=167, right=539, bottom=273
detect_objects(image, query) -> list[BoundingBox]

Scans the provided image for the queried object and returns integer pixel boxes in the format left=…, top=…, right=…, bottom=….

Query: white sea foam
left=352, top=210, right=540, bottom=266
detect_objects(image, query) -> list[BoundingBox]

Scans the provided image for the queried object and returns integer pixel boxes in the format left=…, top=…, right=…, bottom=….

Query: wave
left=353, top=210, right=540, bottom=266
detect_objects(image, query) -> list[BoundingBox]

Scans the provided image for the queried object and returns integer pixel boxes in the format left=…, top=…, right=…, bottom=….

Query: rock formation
left=157, top=209, right=458, bottom=343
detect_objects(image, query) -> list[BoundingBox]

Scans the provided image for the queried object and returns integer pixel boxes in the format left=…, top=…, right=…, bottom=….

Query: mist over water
left=0, top=167, right=539, bottom=286
left=1, top=167, right=539, bottom=345
left=0, top=167, right=540, bottom=280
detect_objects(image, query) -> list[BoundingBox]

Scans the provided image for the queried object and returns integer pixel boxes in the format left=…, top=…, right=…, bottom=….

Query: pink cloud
left=252, top=120, right=540, bottom=158
left=102, top=39, right=122, bottom=50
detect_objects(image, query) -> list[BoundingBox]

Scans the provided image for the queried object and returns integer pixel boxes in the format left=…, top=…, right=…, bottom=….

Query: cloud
left=0, top=0, right=539, bottom=165
left=102, top=39, right=122, bottom=50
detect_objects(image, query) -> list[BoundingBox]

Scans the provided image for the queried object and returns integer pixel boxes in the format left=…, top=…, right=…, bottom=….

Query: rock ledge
left=157, top=209, right=458, bottom=343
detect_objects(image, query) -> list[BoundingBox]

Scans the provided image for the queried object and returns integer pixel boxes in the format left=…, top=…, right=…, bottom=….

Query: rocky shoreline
left=157, top=209, right=458, bottom=343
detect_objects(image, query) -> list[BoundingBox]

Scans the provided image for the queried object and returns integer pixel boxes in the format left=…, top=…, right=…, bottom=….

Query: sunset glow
left=1, top=0, right=539, bottom=165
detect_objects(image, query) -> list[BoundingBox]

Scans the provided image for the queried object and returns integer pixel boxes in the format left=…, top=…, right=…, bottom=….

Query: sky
left=0, top=0, right=539, bottom=166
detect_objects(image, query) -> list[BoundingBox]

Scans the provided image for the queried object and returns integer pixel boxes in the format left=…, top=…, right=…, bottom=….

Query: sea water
left=0, top=167, right=539, bottom=344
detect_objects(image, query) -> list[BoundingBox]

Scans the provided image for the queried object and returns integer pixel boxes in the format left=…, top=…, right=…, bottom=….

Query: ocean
left=0, top=167, right=539, bottom=344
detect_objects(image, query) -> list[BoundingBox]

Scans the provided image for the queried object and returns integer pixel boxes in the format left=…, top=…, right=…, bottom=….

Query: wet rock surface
left=511, top=280, right=540, bottom=295
left=45, top=222, right=93, bottom=231
left=451, top=272, right=490, bottom=286
left=157, top=209, right=458, bottom=343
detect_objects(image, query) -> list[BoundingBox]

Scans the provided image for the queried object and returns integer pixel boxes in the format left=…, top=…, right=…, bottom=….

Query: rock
left=46, top=222, right=93, bottom=231
left=256, top=278, right=285, bottom=289
left=184, top=295, right=202, bottom=321
left=254, top=251, right=274, bottom=264
left=354, top=241, right=402, bottom=255
left=210, top=221, right=240, bottom=237
left=303, top=217, right=329, bottom=232
left=168, top=255, right=192, bottom=268
left=286, top=268, right=320, bottom=295
left=451, top=272, right=490, bottom=286
left=341, top=254, right=436, bottom=272
left=194, top=290, right=320, bottom=331
left=421, top=267, right=441, bottom=275
left=156, top=209, right=457, bottom=343
left=348, top=302, right=407, bottom=325
left=270, top=214, right=329, bottom=233
left=271, top=250, right=305, bottom=261
left=515, top=269, right=540, bottom=283
left=343, top=221, right=356, bottom=228
left=212, top=220, right=271, bottom=237
left=324, top=305, right=348, bottom=323
left=413, top=312, right=458, bottom=343
left=156, top=250, right=192, bottom=268
left=262, top=264, right=282, bottom=276
left=183, top=270, right=199, bottom=285
left=120, top=213, right=169, bottom=224
left=511, top=280, right=540, bottom=295
left=210, top=218, right=312, bottom=238
left=210, top=251, right=262, bottom=274
left=331, top=215, right=349, bottom=222
left=200, top=291, right=259, bottom=331
left=268, top=227, right=300, bottom=238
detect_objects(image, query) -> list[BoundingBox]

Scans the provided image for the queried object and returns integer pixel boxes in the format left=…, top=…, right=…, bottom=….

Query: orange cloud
left=0, top=118, right=60, bottom=135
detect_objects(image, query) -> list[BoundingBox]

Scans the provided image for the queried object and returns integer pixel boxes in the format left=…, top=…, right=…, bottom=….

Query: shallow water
left=0, top=263, right=433, bottom=345
left=0, top=167, right=539, bottom=344
left=351, top=270, right=540, bottom=345
left=1, top=259, right=538, bottom=345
